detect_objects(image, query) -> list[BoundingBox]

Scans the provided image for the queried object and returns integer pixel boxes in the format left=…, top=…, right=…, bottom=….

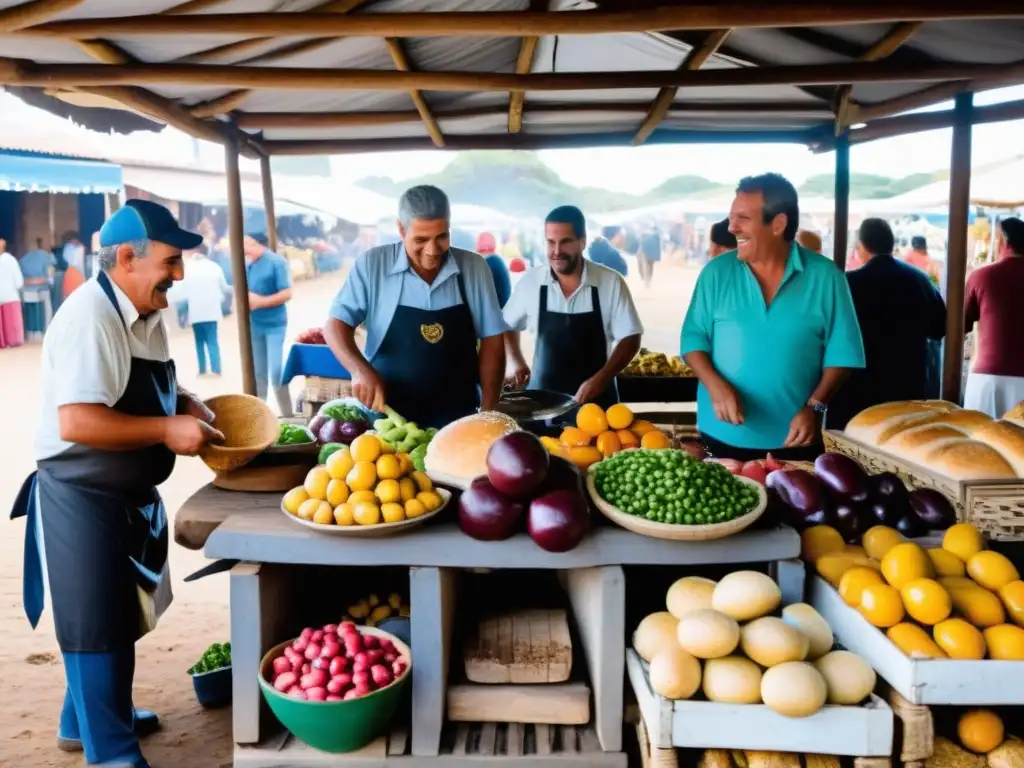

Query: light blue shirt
left=20, top=248, right=54, bottom=280
left=329, top=243, right=507, bottom=362
left=680, top=243, right=865, bottom=450
left=246, top=250, right=290, bottom=332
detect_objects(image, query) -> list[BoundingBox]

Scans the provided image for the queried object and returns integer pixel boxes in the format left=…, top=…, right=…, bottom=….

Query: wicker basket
left=200, top=394, right=279, bottom=472
left=823, top=430, right=1024, bottom=541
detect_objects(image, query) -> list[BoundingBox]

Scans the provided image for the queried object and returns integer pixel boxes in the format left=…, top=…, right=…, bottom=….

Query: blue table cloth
left=282, top=343, right=351, bottom=385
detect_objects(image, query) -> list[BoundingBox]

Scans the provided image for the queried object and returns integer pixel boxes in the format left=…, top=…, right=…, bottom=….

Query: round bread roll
left=971, top=420, right=1024, bottom=477
left=845, top=401, right=956, bottom=445
left=921, top=439, right=1016, bottom=480
left=877, top=409, right=992, bottom=445
left=423, top=411, right=520, bottom=485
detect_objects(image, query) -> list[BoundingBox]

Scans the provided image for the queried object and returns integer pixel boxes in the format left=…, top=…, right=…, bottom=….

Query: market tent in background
left=873, top=155, right=1024, bottom=211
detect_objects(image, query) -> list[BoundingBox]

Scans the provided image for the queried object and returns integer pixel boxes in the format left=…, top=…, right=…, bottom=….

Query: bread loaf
left=880, top=424, right=971, bottom=461
left=971, top=420, right=1024, bottom=476
left=424, top=411, right=519, bottom=486
left=1005, top=400, right=1024, bottom=426
left=875, top=408, right=992, bottom=445
left=845, top=400, right=959, bottom=444
left=918, top=440, right=1016, bottom=480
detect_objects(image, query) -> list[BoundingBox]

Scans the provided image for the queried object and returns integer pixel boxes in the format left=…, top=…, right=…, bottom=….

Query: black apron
left=372, top=273, right=481, bottom=429
left=529, top=284, right=619, bottom=409
left=10, top=271, right=176, bottom=652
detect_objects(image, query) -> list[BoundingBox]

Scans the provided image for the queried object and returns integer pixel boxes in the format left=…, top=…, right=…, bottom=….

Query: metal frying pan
left=496, top=388, right=576, bottom=423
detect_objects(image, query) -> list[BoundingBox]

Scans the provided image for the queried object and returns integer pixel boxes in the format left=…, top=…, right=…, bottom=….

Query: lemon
left=606, top=403, right=634, bottom=430
left=348, top=490, right=377, bottom=506
left=353, top=502, right=381, bottom=525
left=333, top=502, right=355, bottom=526
left=282, top=486, right=309, bottom=515
left=326, top=448, right=355, bottom=480
left=303, top=466, right=331, bottom=500
left=376, top=453, right=401, bottom=480
left=411, top=470, right=433, bottom=492
left=350, top=434, right=383, bottom=463
left=417, top=490, right=443, bottom=512
left=312, top=502, right=335, bottom=525
left=396, top=452, right=414, bottom=476
left=375, top=479, right=401, bottom=504
left=399, top=477, right=417, bottom=503
left=297, top=498, right=321, bottom=521
left=381, top=502, right=405, bottom=523
left=943, top=523, right=984, bottom=562
left=346, top=461, right=377, bottom=492
left=405, top=498, right=428, bottom=519
left=326, top=478, right=350, bottom=507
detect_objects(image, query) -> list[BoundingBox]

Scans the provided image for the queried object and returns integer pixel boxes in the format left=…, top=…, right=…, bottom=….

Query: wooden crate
left=823, top=430, right=1024, bottom=541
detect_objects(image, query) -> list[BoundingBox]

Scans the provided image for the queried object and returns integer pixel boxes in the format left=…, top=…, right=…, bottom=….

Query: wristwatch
left=807, top=399, right=828, bottom=416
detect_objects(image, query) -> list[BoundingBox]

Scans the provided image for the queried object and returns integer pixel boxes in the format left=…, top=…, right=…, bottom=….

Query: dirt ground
left=0, top=259, right=698, bottom=767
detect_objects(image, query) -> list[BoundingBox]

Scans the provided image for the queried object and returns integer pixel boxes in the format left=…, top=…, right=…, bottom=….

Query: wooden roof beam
left=0, top=0, right=81, bottom=33
left=2, top=59, right=1017, bottom=91
left=161, top=0, right=239, bottom=14
left=383, top=37, right=445, bottom=148
left=632, top=28, right=730, bottom=146
left=24, top=3, right=1024, bottom=39
left=508, top=0, right=548, bottom=134
left=76, top=39, right=135, bottom=64
left=188, top=89, right=250, bottom=117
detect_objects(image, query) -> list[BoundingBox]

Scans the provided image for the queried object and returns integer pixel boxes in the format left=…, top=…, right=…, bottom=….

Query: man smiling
left=681, top=173, right=864, bottom=460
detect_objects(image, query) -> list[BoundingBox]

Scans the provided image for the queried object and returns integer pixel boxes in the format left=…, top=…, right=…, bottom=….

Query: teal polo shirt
left=680, top=243, right=865, bottom=450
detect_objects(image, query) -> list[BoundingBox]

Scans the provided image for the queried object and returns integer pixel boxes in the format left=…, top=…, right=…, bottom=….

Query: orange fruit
left=999, top=580, right=1024, bottom=627
left=617, top=429, right=640, bottom=448
left=345, top=461, right=377, bottom=492
left=983, top=624, right=1024, bottom=660
left=595, top=430, right=622, bottom=457
left=881, top=542, right=934, bottom=589
left=933, top=618, right=987, bottom=659
left=950, top=586, right=1006, bottom=627
left=801, top=525, right=845, bottom=563
left=381, top=502, right=406, bottom=524
left=569, top=445, right=603, bottom=469
left=640, top=430, right=671, bottom=450
left=928, top=548, right=967, bottom=578
left=326, top=478, right=350, bottom=507
left=606, top=403, right=634, bottom=430
left=958, top=710, right=1004, bottom=753
left=900, top=578, right=952, bottom=625
left=303, top=466, right=331, bottom=500
left=560, top=426, right=592, bottom=447
left=886, top=623, right=947, bottom=658
left=375, top=453, right=401, bottom=480
left=816, top=552, right=880, bottom=586
left=352, top=501, right=381, bottom=525
left=576, top=403, right=609, bottom=437
left=838, top=566, right=884, bottom=607
left=943, top=523, right=984, bottom=562
left=631, top=419, right=657, bottom=437
left=325, top=447, right=355, bottom=480
left=333, top=502, right=355, bottom=526
left=967, top=551, right=1020, bottom=591
left=858, top=583, right=905, bottom=628
left=862, top=526, right=904, bottom=561
left=350, top=433, right=383, bottom=463
left=282, top=486, right=310, bottom=515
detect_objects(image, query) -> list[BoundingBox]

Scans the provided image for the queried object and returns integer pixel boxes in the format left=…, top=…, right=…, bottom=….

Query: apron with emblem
left=10, top=271, right=175, bottom=652
left=529, top=284, right=619, bottom=409
left=371, top=273, right=481, bottom=429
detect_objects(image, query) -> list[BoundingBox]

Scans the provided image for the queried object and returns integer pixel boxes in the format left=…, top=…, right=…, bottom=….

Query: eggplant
left=908, top=488, right=957, bottom=530
left=766, top=469, right=824, bottom=517
left=834, top=501, right=870, bottom=543
left=870, top=499, right=903, bottom=527
left=896, top=513, right=929, bottom=538
left=814, top=452, right=870, bottom=502
left=309, top=413, right=328, bottom=441
left=803, top=505, right=837, bottom=528
left=339, top=419, right=368, bottom=443
left=870, top=472, right=909, bottom=502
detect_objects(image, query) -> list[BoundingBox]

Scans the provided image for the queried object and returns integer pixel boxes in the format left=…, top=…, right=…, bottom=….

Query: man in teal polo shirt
left=681, top=173, right=864, bottom=460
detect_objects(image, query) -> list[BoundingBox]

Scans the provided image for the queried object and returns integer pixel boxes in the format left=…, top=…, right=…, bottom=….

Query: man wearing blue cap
left=10, top=200, right=224, bottom=768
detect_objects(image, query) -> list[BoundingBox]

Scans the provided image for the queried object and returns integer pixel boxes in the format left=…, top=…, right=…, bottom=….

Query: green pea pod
left=382, top=426, right=407, bottom=443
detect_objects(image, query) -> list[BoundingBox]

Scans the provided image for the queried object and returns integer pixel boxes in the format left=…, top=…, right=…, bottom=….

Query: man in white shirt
left=504, top=205, right=643, bottom=406
left=167, top=245, right=232, bottom=376
left=0, top=237, right=25, bottom=348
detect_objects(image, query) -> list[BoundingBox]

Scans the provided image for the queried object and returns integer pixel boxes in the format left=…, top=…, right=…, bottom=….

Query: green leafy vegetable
left=322, top=404, right=364, bottom=422
left=188, top=641, right=232, bottom=675
left=276, top=424, right=314, bottom=445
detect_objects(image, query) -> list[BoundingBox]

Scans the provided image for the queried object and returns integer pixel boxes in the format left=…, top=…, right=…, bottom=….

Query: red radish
left=763, top=453, right=786, bottom=472
left=287, top=688, right=307, bottom=700
left=286, top=685, right=301, bottom=695
left=352, top=670, right=370, bottom=688
left=273, top=671, right=298, bottom=692
left=343, top=688, right=361, bottom=700
left=272, top=657, right=292, bottom=676
left=306, top=687, right=328, bottom=702
left=300, top=627, right=314, bottom=642
left=321, top=641, right=340, bottom=659
left=392, top=659, right=407, bottom=678
left=323, top=624, right=338, bottom=634
left=378, top=638, right=395, bottom=654
left=339, top=621, right=357, bottom=633
left=366, top=649, right=385, bottom=665
left=284, top=646, right=302, bottom=664
left=344, top=637, right=363, bottom=656
left=363, top=635, right=380, bottom=650
left=353, top=652, right=371, bottom=672
left=301, top=663, right=311, bottom=676
left=371, top=664, right=393, bottom=687
left=384, top=652, right=398, bottom=664
left=740, top=461, right=768, bottom=485
left=328, top=656, right=349, bottom=676
left=326, top=695, right=343, bottom=701
left=327, top=675, right=351, bottom=695
left=300, top=668, right=327, bottom=690
left=354, top=682, right=372, bottom=696
left=304, top=642, right=322, bottom=661
left=290, top=658, right=303, bottom=673
left=292, top=636, right=309, bottom=653
left=311, top=630, right=324, bottom=643
left=311, top=658, right=326, bottom=670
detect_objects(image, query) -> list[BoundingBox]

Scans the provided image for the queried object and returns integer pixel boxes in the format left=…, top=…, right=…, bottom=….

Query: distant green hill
left=356, top=151, right=951, bottom=217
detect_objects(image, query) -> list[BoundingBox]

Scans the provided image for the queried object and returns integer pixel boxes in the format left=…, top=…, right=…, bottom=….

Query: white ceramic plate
left=280, top=488, right=451, bottom=537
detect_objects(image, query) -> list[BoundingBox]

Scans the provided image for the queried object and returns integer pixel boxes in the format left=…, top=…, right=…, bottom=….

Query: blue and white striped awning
left=0, top=150, right=122, bottom=195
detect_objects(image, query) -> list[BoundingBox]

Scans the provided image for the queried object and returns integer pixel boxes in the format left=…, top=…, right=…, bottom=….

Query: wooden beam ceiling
left=188, top=89, right=250, bottom=118
left=508, top=0, right=548, bottom=134
left=22, top=3, right=1024, bottom=39
left=632, top=28, right=731, bottom=146
left=0, top=0, right=81, bottom=33
left=383, top=37, right=445, bottom=148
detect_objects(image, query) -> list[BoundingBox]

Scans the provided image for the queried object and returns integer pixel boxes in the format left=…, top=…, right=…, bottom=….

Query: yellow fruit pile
left=282, top=434, right=444, bottom=527
left=804, top=521, right=1024, bottom=660
left=343, top=592, right=410, bottom=626
left=538, top=403, right=671, bottom=469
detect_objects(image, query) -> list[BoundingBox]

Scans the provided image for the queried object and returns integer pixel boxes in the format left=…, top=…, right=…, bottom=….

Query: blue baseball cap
left=99, top=199, right=203, bottom=251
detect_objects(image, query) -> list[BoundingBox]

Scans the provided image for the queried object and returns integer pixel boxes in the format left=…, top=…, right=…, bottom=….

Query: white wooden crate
left=809, top=574, right=1024, bottom=706
left=626, top=650, right=893, bottom=756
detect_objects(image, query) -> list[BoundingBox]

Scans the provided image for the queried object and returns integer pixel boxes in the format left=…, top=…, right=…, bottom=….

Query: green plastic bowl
left=258, top=626, right=411, bottom=753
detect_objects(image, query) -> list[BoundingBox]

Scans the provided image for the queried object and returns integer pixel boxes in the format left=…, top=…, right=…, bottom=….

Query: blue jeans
left=251, top=327, right=286, bottom=400
left=192, top=321, right=221, bottom=375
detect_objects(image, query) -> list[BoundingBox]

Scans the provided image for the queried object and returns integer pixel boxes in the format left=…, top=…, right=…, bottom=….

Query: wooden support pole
left=833, top=132, right=850, bottom=270
left=633, top=28, right=730, bottom=145
left=27, top=4, right=1024, bottom=38
left=0, top=59, right=1009, bottom=92
left=941, top=92, right=973, bottom=405
left=0, top=0, right=82, bottom=33
left=76, top=39, right=133, bottom=64
left=259, top=155, right=278, bottom=253
left=226, top=138, right=257, bottom=397
left=508, top=0, right=547, bottom=134
left=383, top=38, right=445, bottom=147
left=189, top=89, right=250, bottom=118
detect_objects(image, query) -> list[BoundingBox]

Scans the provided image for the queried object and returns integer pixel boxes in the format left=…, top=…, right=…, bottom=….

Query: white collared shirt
left=35, top=276, right=170, bottom=460
left=502, top=261, right=644, bottom=351
left=167, top=256, right=231, bottom=325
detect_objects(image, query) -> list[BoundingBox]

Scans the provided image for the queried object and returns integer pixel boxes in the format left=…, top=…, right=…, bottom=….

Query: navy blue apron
left=530, top=284, right=619, bottom=409
left=371, top=272, right=480, bottom=429
left=10, top=272, right=176, bottom=652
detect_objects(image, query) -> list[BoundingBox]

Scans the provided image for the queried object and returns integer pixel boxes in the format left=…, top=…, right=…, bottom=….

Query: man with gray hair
left=326, top=185, right=507, bottom=426
left=11, top=199, right=223, bottom=768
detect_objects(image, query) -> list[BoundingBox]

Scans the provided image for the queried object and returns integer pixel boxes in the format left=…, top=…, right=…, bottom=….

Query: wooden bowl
left=200, top=394, right=279, bottom=472
left=585, top=471, right=766, bottom=541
